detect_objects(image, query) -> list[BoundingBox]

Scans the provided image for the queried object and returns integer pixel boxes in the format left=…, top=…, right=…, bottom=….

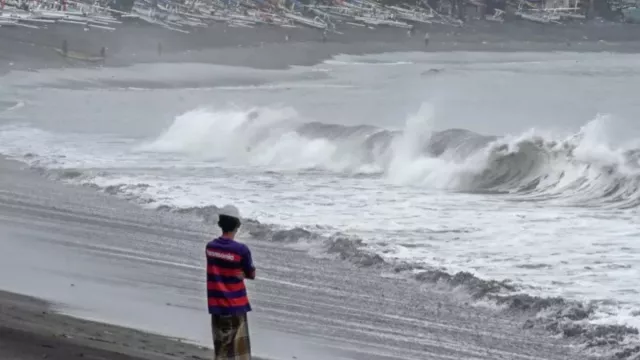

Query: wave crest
left=138, top=105, right=640, bottom=208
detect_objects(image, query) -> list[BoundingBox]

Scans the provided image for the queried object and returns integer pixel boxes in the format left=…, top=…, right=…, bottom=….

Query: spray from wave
left=138, top=105, right=640, bottom=208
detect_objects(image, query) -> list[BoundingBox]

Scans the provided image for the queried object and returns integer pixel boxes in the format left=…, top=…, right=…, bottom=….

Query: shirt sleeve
left=241, top=246, right=256, bottom=276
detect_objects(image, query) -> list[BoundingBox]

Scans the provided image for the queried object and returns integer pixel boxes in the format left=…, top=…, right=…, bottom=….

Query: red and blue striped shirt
left=205, top=237, right=255, bottom=315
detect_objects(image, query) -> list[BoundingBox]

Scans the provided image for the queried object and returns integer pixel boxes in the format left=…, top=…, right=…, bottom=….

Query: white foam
left=324, top=59, right=414, bottom=66
left=135, top=106, right=378, bottom=173
left=5, top=101, right=25, bottom=112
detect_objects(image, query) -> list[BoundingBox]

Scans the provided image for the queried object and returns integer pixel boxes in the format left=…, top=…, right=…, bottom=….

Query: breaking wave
left=4, top=103, right=640, bottom=358
left=0, top=100, right=25, bottom=113
left=138, top=105, right=640, bottom=209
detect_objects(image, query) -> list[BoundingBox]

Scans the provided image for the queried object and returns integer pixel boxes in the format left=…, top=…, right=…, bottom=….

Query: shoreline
left=2, top=19, right=640, bottom=74
left=0, top=290, right=215, bottom=360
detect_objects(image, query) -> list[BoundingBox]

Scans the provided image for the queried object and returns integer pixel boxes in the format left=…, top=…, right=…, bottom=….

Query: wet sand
left=0, top=290, right=214, bottom=360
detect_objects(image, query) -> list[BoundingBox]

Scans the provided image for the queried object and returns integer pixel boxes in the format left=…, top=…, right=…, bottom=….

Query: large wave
left=138, top=105, right=640, bottom=208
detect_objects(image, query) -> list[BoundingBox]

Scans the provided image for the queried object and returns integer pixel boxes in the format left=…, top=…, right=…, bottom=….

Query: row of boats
left=513, top=0, right=586, bottom=23
left=0, top=0, right=592, bottom=33
left=0, top=0, right=460, bottom=32
left=0, top=0, right=122, bottom=29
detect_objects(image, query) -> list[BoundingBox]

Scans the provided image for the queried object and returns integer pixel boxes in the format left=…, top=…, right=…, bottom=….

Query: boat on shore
left=622, top=5, right=640, bottom=23
left=0, top=0, right=606, bottom=39
left=55, top=47, right=105, bottom=61
left=0, top=0, right=122, bottom=30
left=283, top=11, right=328, bottom=29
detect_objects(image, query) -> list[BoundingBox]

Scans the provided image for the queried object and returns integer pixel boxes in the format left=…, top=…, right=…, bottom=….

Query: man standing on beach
left=206, top=205, right=256, bottom=360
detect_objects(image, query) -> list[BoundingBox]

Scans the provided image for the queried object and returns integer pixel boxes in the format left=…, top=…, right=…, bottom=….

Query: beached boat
left=541, top=0, right=586, bottom=20
left=32, top=9, right=67, bottom=20
left=386, top=5, right=433, bottom=24
left=486, top=8, right=505, bottom=22
left=55, top=48, right=105, bottom=62
left=229, top=13, right=264, bottom=24
left=127, top=5, right=189, bottom=32
left=353, top=14, right=411, bottom=28
left=283, top=11, right=327, bottom=29
left=0, top=17, right=18, bottom=26
left=515, top=0, right=550, bottom=23
left=324, top=5, right=361, bottom=22
left=1, top=8, right=46, bottom=28
left=255, top=11, right=297, bottom=27
left=515, top=0, right=569, bottom=23
left=517, top=11, right=551, bottom=23
left=0, top=10, right=46, bottom=28
left=0, top=0, right=466, bottom=35
left=309, top=6, right=350, bottom=22
left=622, top=6, right=640, bottom=22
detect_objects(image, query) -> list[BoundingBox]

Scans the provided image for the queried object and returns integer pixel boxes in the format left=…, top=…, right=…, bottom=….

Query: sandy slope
left=0, top=290, right=217, bottom=360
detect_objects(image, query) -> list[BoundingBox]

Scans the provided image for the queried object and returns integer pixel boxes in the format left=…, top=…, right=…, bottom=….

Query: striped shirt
left=205, top=237, right=255, bottom=315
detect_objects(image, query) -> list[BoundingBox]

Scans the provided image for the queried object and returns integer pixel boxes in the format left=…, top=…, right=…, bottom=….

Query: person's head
left=217, top=204, right=241, bottom=237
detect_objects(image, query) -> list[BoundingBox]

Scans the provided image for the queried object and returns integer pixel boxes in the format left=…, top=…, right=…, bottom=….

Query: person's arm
left=241, top=247, right=256, bottom=280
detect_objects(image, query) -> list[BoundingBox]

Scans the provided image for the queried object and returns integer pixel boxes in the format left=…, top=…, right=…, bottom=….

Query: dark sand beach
left=0, top=290, right=214, bottom=360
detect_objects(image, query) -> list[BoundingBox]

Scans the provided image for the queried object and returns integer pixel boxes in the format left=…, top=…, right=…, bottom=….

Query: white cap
left=218, top=204, right=241, bottom=220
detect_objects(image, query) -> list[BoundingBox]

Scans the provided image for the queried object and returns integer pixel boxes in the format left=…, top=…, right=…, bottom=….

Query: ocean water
left=1, top=51, right=640, bottom=350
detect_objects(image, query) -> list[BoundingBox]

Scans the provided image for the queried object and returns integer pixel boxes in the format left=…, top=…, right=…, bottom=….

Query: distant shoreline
left=1, top=18, right=640, bottom=73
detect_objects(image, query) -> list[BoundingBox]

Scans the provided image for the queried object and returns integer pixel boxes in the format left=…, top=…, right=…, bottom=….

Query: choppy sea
left=2, top=50, right=640, bottom=356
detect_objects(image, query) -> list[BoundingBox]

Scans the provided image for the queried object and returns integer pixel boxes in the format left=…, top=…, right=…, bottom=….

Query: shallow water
left=1, top=51, right=640, bottom=336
